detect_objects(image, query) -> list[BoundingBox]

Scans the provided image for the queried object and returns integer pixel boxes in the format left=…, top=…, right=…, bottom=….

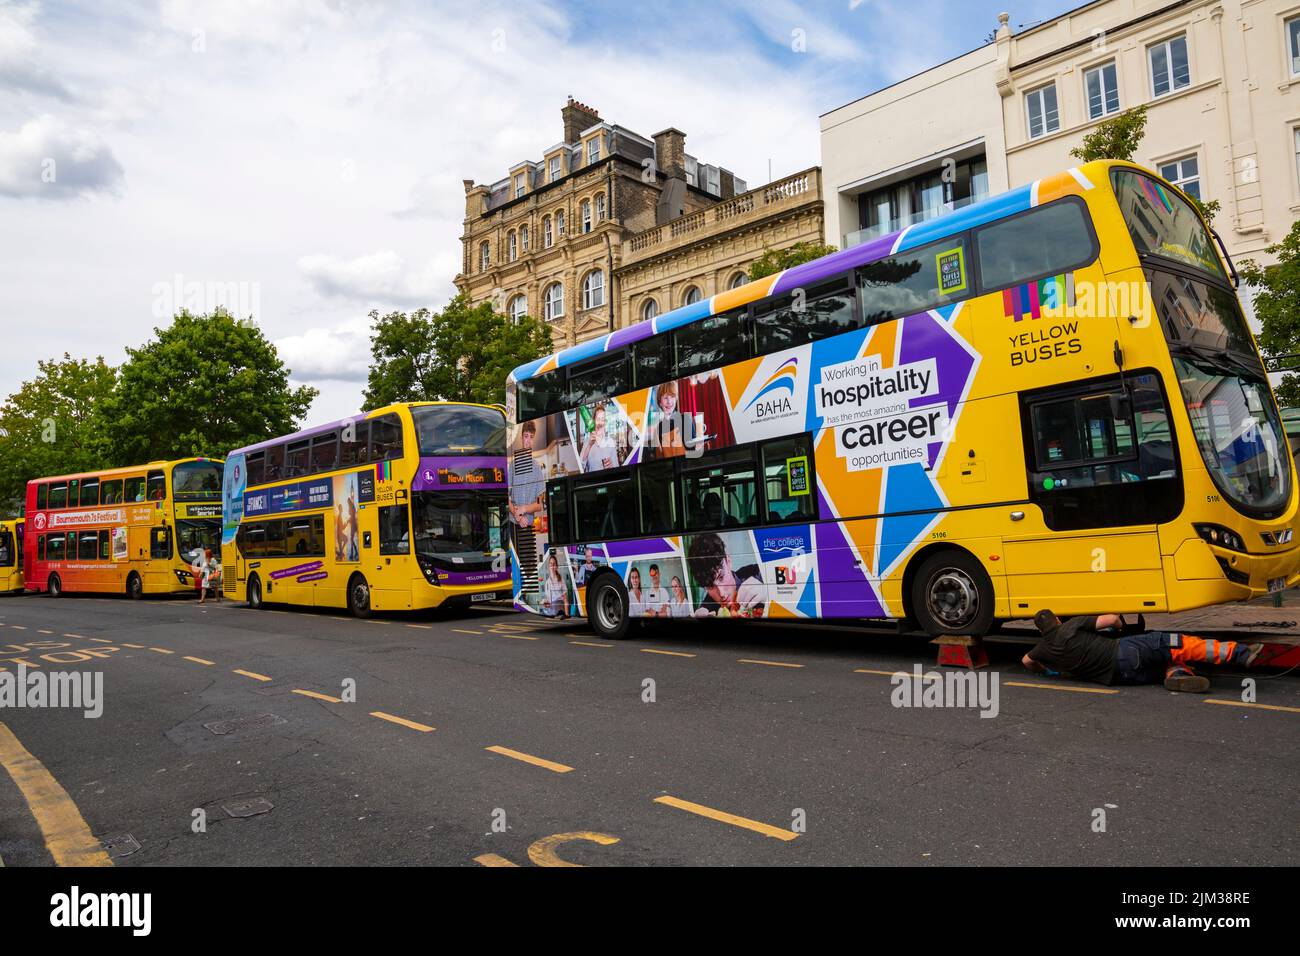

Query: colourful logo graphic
left=743, top=357, right=798, bottom=411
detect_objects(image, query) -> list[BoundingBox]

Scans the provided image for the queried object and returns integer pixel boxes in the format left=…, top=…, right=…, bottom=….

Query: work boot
left=1164, top=665, right=1210, bottom=693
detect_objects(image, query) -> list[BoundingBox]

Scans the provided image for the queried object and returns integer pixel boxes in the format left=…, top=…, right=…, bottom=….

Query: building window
left=556, top=209, right=566, bottom=236
left=855, top=156, right=988, bottom=244
left=1158, top=155, right=1200, bottom=200
left=1289, top=16, right=1300, bottom=77
left=1084, top=61, right=1120, bottom=119
left=582, top=270, right=605, bottom=309
left=581, top=199, right=592, bottom=233
left=479, top=241, right=490, bottom=272
left=507, top=231, right=517, bottom=262
left=641, top=298, right=659, bottom=322
left=1025, top=83, right=1059, bottom=139
left=549, top=155, right=561, bottom=182
left=682, top=286, right=702, bottom=306
left=543, top=216, right=553, bottom=248
left=1149, top=35, right=1190, bottom=97
left=508, top=295, right=527, bottom=323
left=587, top=136, right=601, bottom=165
left=514, top=173, right=525, bottom=199
left=728, top=272, right=747, bottom=290
left=521, top=224, right=529, bottom=251
left=1294, top=127, right=1300, bottom=189
left=544, top=282, right=565, bottom=321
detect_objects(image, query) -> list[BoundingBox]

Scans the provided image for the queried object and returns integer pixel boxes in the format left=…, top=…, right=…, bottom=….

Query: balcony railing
left=843, top=192, right=988, bottom=249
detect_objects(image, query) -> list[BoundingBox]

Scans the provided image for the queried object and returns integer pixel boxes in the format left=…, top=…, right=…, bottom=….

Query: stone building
left=455, top=99, right=824, bottom=346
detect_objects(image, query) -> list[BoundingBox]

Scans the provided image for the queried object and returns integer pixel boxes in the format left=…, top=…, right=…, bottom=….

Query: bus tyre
left=48, top=573, right=62, bottom=598
left=247, top=575, right=264, bottom=610
left=126, top=572, right=142, bottom=600
left=347, top=574, right=372, bottom=619
left=588, top=572, right=630, bottom=641
left=910, top=550, right=995, bottom=637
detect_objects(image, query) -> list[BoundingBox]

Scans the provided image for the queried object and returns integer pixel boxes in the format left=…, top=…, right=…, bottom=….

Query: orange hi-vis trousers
left=1168, top=635, right=1248, bottom=667
left=1116, top=631, right=1250, bottom=684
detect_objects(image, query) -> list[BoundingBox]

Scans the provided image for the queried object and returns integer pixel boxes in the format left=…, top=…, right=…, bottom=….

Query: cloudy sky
left=1, top=0, right=1070, bottom=427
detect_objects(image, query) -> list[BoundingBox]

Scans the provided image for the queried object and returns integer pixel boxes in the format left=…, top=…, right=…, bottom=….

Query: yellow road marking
left=570, top=640, right=613, bottom=648
left=38, top=630, right=52, bottom=635
left=364, top=620, right=388, bottom=625
left=294, top=689, right=344, bottom=703
left=474, top=853, right=519, bottom=867
left=406, top=624, right=432, bottom=630
left=233, top=669, right=272, bottom=682
left=452, top=628, right=483, bottom=635
left=641, top=648, right=697, bottom=658
left=855, top=667, right=940, bottom=681
left=9, top=625, right=25, bottom=630
left=370, top=711, right=434, bottom=732
left=63, top=634, right=87, bottom=640
left=654, top=795, right=797, bottom=842
left=149, top=647, right=174, bottom=655
left=120, top=643, right=145, bottom=649
left=183, top=656, right=214, bottom=666
left=527, top=832, right=620, bottom=867
left=1205, top=698, right=1300, bottom=715
left=738, top=658, right=804, bottom=669
left=485, top=745, right=573, bottom=773
left=498, top=634, right=539, bottom=641
left=488, top=622, right=532, bottom=631
left=0, top=722, right=112, bottom=867
left=87, top=638, right=111, bottom=643
left=1004, top=680, right=1119, bottom=695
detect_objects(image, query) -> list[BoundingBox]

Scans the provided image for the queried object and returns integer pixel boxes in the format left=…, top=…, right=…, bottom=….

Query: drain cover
left=222, top=797, right=274, bottom=818
left=100, top=833, right=141, bottom=859
left=203, top=713, right=286, bottom=736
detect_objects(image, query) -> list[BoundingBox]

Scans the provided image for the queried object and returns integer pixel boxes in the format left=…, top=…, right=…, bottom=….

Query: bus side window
left=761, top=436, right=814, bottom=522
left=265, top=445, right=285, bottom=482
left=38, top=534, right=45, bottom=561
left=637, top=461, right=678, bottom=535
left=80, top=478, right=100, bottom=507
left=546, top=481, right=571, bottom=546
left=379, top=505, right=410, bottom=555
left=675, top=309, right=751, bottom=377
left=340, top=422, right=370, bottom=466
left=48, top=533, right=65, bottom=561
left=371, top=415, right=403, bottom=461
left=124, top=477, right=144, bottom=502
left=633, top=334, right=674, bottom=390
left=265, top=521, right=287, bottom=557
left=147, top=471, right=165, bottom=501
left=311, top=434, right=338, bottom=474
left=49, top=482, right=67, bottom=509
left=973, top=198, right=1096, bottom=294
left=858, top=236, right=969, bottom=324
left=572, top=478, right=637, bottom=541
left=246, top=452, right=265, bottom=486
left=101, top=479, right=122, bottom=504
left=285, top=441, right=310, bottom=479
left=36, top=483, right=48, bottom=510
left=99, top=530, right=110, bottom=560
left=79, top=532, right=98, bottom=561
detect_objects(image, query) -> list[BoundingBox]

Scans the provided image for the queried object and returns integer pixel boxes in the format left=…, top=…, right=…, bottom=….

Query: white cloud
left=297, top=249, right=459, bottom=307
left=159, top=0, right=345, bottom=51
left=0, top=1, right=72, bottom=99
left=0, top=113, right=123, bottom=199
left=274, top=315, right=373, bottom=383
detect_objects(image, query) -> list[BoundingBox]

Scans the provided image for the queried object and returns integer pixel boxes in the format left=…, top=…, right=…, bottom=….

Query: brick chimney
left=562, top=97, right=600, bottom=144
left=653, top=128, right=686, bottom=181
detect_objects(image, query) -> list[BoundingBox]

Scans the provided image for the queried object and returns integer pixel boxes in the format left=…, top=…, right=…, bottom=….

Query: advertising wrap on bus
left=222, top=452, right=246, bottom=547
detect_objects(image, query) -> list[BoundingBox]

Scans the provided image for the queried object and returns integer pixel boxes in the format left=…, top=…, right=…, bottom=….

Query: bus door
left=1002, top=376, right=1173, bottom=615
left=372, top=500, right=413, bottom=611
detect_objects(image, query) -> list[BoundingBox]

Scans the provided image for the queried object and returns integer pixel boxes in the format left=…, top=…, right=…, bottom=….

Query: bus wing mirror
left=1110, top=392, right=1132, bottom=422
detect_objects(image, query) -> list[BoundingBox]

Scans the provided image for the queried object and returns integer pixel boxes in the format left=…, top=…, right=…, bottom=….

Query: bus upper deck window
left=147, top=471, right=165, bottom=501
left=371, top=415, right=403, bottom=460
left=633, top=335, right=674, bottom=389
left=311, top=434, right=339, bottom=473
left=100, top=479, right=122, bottom=504
left=341, top=421, right=370, bottom=466
left=124, top=477, right=144, bottom=502
left=49, top=482, right=67, bottom=509
left=80, top=479, right=100, bottom=507
left=265, top=445, right=284, bottom=481
left=285, top=441, right=309, bottom=478
left=36, top=483, right=48, bottom=510
left=246, top=453, right=265, bottom=486
left=974, top=199, right=1096, bottom=293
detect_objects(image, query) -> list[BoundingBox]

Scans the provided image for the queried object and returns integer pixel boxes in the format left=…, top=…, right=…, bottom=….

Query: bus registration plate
left=1268, top=577, right=1286, bottom=594
left=471, top=592, right=495, bottom=602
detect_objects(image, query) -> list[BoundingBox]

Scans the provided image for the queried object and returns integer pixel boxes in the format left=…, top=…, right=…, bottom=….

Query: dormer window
left=549, top=155, right=561, bottom=182
left=587, top=137, right=601, bottom=165
left=514, top=173, right=525, bottom=198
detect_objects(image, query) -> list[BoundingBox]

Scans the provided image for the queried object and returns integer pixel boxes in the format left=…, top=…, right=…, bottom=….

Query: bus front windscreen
left=1148, top=269, right=1290, bottom=516
left=1113, top=168, right=1226, bottom=281
left=176, top=519, right=221, bottom=565
left=412, top=405, right=506, bottom=456
left=412, top=491, right=505, bottom=568
left=172, top=461, right=223, bottom=500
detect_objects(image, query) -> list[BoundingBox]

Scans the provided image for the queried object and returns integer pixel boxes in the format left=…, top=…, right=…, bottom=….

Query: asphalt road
left=0, top=593, right=1296, bottom=867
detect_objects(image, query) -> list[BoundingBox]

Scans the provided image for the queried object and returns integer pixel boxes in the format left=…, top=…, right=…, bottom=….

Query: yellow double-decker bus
left=24, top=458, right=223, bottom=598
left=0, top=518, right=23, bottom=593
left=221, top=402, right=511, bottom=617
left=507, top=160, right=1299, bottom=639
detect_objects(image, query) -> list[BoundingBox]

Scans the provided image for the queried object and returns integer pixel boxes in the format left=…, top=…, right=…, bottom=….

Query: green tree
left=1070, top=105, right=1148, bottom=163
left=1243, top=220, right=1300, bottom=407
left=747, top=241, right=838, bottom=281
left=0, top=354, right=116, bottom=512
left=363, top=294, right=552, bottom=408
left=97, top=309, right=317, bottom=464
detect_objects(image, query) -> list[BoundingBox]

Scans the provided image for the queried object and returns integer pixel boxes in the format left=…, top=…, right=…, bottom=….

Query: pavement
left=0, top=592, right=1296, bottom=867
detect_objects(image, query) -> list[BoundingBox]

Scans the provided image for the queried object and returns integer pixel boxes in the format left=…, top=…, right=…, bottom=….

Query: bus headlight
left=174, top=569, right=192, bottom=584
left=417, top=558, right=439, bottom=584
left=1194, top=523, right=1246, bottom=553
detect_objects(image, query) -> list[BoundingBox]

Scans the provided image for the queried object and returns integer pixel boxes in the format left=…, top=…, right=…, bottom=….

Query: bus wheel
left=910, top=550, right=994, bottom=637
left=126, top=572, right=142, bottom=600
left=247, top=575, right=264, bottom=610
left=48, top=573, right=62, bottom=598
left=588, top=572, right=630, bottom=640
left=347, top=574, right=372, bottom=619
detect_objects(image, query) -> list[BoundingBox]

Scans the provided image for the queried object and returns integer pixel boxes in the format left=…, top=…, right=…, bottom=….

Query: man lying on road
left=1022, top=610, right=1263, bottom=693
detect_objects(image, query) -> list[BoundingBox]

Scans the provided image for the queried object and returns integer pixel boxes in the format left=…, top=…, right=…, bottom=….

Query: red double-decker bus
left=24, top=458, right=224, bottom=598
